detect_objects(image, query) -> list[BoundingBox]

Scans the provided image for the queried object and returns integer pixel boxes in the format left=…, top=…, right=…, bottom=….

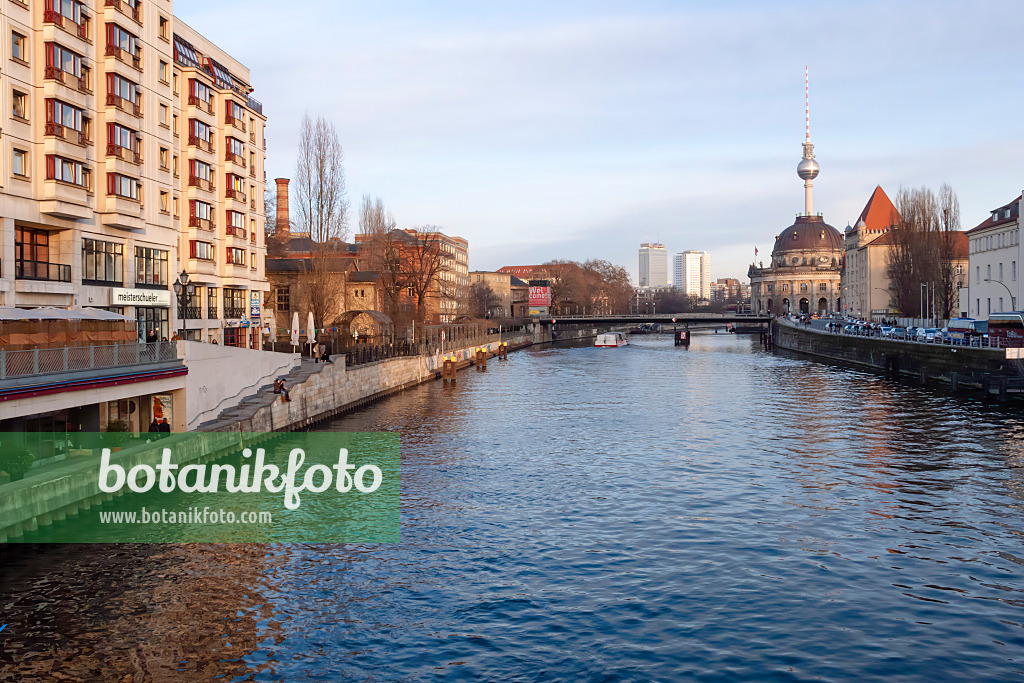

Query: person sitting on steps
left=273, top=379, right=292, bottom=403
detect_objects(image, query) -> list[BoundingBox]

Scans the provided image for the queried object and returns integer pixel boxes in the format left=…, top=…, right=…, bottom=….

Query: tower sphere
left=797, top=157, right=819, bottom=181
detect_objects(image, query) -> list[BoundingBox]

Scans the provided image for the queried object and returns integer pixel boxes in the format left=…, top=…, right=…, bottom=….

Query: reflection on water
left=3, top=334, right=1024, bottom=680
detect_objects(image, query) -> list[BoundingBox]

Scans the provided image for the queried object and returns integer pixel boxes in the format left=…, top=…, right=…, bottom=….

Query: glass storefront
left=137, top=306, right=169, bottom=341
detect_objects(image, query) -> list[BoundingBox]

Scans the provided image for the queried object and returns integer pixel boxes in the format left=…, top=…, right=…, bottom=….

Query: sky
left=174, top=0, right=1024, bottom=283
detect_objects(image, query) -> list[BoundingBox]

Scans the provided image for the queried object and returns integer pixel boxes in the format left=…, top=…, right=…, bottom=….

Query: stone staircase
left=194, top=359, right=330, bottom=431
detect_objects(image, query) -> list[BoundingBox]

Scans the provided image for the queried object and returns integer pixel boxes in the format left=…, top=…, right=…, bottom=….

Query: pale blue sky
left=174, top=0, right=1024, bottom=282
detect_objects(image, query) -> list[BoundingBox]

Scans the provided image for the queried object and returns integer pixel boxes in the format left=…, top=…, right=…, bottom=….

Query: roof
left=866, top=229, right=969, bottom=258
left=967, top=195, right=1021, bottom=234
left=349, top=271, right=381, bottom=283
left=509, top=276, right=528, bottom=287
left=856, top=186, right=900, bottom=232
left=772, top=215, right=843, bottom=254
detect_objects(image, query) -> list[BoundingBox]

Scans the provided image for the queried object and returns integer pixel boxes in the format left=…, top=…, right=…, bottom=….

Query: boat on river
left=595, top=332, right=628, bottom=347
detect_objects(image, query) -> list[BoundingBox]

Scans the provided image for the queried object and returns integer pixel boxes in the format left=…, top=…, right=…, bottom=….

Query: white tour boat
left=595, top=332, right=629, bottom=347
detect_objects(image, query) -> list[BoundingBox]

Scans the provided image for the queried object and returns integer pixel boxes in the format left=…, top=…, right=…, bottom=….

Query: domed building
left=748, top=93, right=842, bottom=316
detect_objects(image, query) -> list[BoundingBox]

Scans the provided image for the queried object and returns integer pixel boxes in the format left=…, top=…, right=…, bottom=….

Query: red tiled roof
left=857, top=186, right=900, bottom=232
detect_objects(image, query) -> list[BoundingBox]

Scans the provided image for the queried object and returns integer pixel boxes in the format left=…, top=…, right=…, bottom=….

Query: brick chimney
left=275, top=178, right=290, bottom=234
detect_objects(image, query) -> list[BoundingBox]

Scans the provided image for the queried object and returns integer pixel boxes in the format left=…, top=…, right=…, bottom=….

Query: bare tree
left=294, top=114, right=349, bottom=329
left=294, top=114, right=349, bottom=244
left=405, top=226, right=453, bottom=323
left=358, top=195, right=405, bottom=318
left=469, top=281, right=501, bottom=318
left=887, top=184, right=961, bottom=318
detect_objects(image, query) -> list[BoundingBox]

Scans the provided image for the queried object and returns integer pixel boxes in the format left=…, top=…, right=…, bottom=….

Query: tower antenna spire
left=805, top=65, right=810, bottom=142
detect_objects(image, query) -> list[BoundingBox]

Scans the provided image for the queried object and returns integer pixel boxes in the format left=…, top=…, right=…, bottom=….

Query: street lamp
left=984, top=279, right=1015, bottom=312
left=172, top=270, right=195, bottom=339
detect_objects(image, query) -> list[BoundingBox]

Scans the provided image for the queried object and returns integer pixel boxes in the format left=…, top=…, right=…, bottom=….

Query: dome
left=797, top=157, right=820, bottom=180
left=772, top=215, right=843, bottom=255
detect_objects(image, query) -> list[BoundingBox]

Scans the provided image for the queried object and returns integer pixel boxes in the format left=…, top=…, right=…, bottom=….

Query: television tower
left=796, top=66, right=820, bottom=216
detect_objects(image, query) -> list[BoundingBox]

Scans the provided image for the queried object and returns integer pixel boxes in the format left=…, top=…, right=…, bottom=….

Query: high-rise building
left=673, top=250, right=710, bottom=298
left=1, top=1, right=268, bottom=345
left=638, top=242, right=667, bottom=288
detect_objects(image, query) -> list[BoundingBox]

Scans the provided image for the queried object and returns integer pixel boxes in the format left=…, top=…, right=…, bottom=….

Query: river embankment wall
left=773, top=320, right=1022, bottom=390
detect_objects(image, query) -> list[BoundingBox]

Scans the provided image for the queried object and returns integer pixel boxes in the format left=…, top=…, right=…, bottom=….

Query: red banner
left=528, top=286, right=551, bottom=306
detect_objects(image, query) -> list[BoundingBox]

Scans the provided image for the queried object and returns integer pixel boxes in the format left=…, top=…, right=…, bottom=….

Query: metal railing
left=16, top=261, right=71, bottom=283
left=0, top=341, right=178, bottom=380
left=224, top=306, right=245, bottom=319
left=789, top=319, right=1010, bottom=349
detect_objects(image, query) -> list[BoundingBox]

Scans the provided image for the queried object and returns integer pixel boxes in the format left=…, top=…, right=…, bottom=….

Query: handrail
left=187, top=356, right=299, bottom=429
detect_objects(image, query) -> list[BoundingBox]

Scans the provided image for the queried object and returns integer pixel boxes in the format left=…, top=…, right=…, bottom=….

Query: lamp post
left=984, top=279, right=1015, bottom=312
left=172, top=270, right=195, bottom=339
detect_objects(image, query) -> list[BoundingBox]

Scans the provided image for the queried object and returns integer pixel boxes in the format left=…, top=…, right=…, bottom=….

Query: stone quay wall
left=773, top=320, right=1023, bottom=391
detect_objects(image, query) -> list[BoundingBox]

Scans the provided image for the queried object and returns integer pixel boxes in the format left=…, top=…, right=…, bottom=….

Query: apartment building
left=638, top=242, right=667, bottom=288
left=966, top=195, right=1021, bottom=318
left=673, top=250, right=710, bottom=299
left=1, top=0, right=267, bottom=345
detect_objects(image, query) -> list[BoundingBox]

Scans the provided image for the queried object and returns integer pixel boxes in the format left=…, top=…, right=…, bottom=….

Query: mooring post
left=920, top=367, right=928, bottom=386
left=950, top=371, right=959, bottom=392
left=981, top=373, right=991, bottom=398
left=999, top=376, right=1008, bottom=402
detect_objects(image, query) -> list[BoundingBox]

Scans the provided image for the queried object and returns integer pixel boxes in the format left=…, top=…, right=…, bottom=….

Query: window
left=799, top=283, right=808, bottom=292
left=107, top=172, right=139, bottom=199
left=1014, top=261, right=1018, bottom=282
left=276, top=288, right=290, bottom=310
left=16, top=227, right=69, bottom=281
left=47, top=99, right=87, bottom=139
left=106, top=122, right=139, bottom=156
left=82, top=238, right=123, bottom=284
left=12, top=149, right=28, bottom=177
left=189, top=78, right=213, bottom=107
left=190, top=159, right=212, bottom=182
left=223, top=288, right=247, bottom=318
left=189, top=240, right=214, bottom=261
left=782, top=284, right=789, bottom=293
left=250, top=252, right=256, bottom=269
left=106, top=72, right=140, bottom=107
left=172, top=154, right=178, bottom=176
left=173, top=196, right=179, bottom=217
left=249, top=151, right=256, bottom=168
left=159, top=147, right=169, bottom=169
left=977, top=265, right=981, bottom=284
left=158, top=16, right=169, bottom=40
left=105, top=23, right=140, bottom=66
left=46, top=0, right=84, bottom=26
left=189, top=199, right=213, bottom=226
left=1000, top=297, right=1004, bottom=311
left=223, top=327, right=245, bottom=348
left=47, top=155, right=90, bottom=187
left=159, top=191, right=169, bottom=213
left=136, top=307, right=168, bottom=343
left=46, top=42, right=84, bottom=79
left=12, top=32, right=27, bottom=62
left=189, top=118, right=212, bottom=144
left=135, top=246, right=168, bottom=287
left=225, top=100, right=244, bottom=126
left=158, top=103, right=168, bottom=126
left=1000, top=263, right=1004, bottom=281
left=818, top=283, right=827, bottom=292
left=226, top=172, right=245, bottom=198
left=158, top=60, right=169, bottom=83
left=172, top=73, right=178, bottom=95
left=207, top=287, right=218, bottom=317
left=226, top=247, right=245, bottom=265
left=226, top=136, right=245, bottom=161
left=987, top=264, right=992, bottom=281
left=12, top=91, right=28, bottom=120
left=172, top=113, right=178, bottom=136
left=988, top=298, right=991, bottom=315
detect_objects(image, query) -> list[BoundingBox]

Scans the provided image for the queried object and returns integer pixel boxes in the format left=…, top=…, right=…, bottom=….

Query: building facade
left=966, top=195, right=1021, bottom=318
left=841, top=186, right=900, bottom=319
left=469, top=270, right=512, bottom=317
left=673, top=250, right=710, bottom=299
left=638, top=242, right=667, bottom=288
left=0, top=1, right=267, bottom=345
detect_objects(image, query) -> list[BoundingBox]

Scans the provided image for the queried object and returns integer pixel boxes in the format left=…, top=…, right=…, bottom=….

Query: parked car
left=890, top=327, right=907, bottom=340
left=917, top=327, right=940, bottom=343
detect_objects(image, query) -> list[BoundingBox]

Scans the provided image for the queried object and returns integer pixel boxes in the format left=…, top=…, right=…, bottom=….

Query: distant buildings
left=673, top=251, right=710, bottom=299
left=638, top=242, right=668, bottom=288
left=841, top=186, right=902, bottom=319
left=966, top=196, right=1021, bottom=318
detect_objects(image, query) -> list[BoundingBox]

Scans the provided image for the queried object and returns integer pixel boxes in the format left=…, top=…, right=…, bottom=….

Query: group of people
left=311, top=343, right=333, bottom=364
left=148, top=418, right=172, bottom=434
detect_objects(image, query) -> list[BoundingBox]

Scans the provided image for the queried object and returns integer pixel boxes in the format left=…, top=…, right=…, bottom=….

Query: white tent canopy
left=0, top=306, right=133, bottom=321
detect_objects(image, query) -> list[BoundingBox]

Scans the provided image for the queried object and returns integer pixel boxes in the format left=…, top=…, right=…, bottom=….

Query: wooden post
left=950, top=371, right=959, bottom=392
left=999, top=376, right=1008, bottom=402
left=443, top=357, right=456, bottom=383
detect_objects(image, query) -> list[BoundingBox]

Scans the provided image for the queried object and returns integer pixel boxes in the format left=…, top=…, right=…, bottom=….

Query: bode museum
left=748, top=107, right=842, bottom=316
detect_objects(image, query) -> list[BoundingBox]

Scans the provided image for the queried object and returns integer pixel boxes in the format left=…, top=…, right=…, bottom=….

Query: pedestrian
left=273, top=379, right=292, bottom=403
left=146, top=330, right=157, bottom=344
left=159, top=418, right=170, bottom=434
left=320, top=346, right=333, bottom=364
left=149, top=419, right=159, bottom=434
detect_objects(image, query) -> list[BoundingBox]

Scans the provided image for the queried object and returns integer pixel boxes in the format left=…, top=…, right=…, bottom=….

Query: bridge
left=536, top=313, right=772, bottom=326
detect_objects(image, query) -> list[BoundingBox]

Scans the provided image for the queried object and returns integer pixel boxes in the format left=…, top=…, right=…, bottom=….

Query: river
left=3, top=333, right=1024, bottom=681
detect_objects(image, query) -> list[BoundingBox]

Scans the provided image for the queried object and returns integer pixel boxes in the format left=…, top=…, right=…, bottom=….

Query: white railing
left=0, top=341, right=178, bottom=379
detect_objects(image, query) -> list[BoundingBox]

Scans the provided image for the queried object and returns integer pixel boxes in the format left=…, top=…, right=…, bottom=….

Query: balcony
left=106, top=93, right=141, bottom=117
left=224, top=151, right=246, bottom=168
left=188, top=135, right=215, bottom=154
left=187, top=94, right=214, bottom=115
left=106, top=143, right=141, bottom=164
left=246, top=96, right=263, bottom=115
left=226, top=187, right=246, bottom=203
left=44, top=122, right=90, bottom=146
left=105, top=44, right=141, bottom=70
left=223, top=306, right=245, bottom=319
left=44, top=66, right=66, bottom=84
left=183, top=306, right=202, bottom=320
left=226, top=226, right=247, bottom=240
left=188, top=216, right=215, bottom=230
left=16, top=261, right=72, bottom=283
left=188, top=175, right=215, bottom=192
left=207, top=307, right=218, bottom=319
left=104, top=0, right=141, bottom=24
left=225, top=111, right=246, bottom=132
